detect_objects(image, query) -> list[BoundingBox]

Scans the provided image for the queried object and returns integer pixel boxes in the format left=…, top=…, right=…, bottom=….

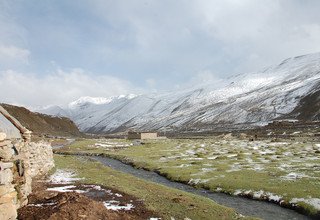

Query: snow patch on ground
left=46, top=185, right=87, bottom=193
left=233, top=189, right=283, bottom=203
left=28, top=202, right=57, bottom=207
left=177, top=164, right=191, bottom=168
left=48, top=169, right=82, bottom=184
left=103, top=200, right=134, bottom=211
left=280, top=172, right=309, bottom=180
left=290, top=198, right=320, bottom=210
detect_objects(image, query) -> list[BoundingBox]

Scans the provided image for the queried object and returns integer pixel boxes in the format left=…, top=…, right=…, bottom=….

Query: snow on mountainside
left=38, top=53, right=320, bottom=133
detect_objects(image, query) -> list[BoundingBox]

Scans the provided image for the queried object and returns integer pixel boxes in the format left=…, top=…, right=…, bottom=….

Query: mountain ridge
left=38, top=52, right=320, bottom=134
left=1, top=103, right=82, bottom=137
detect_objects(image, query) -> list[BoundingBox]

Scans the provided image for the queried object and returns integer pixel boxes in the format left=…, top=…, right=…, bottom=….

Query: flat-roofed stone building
left=127, top=131, right=158, bottom=140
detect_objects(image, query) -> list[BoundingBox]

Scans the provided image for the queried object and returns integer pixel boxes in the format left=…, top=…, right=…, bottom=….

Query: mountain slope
left=1, top=104, right=82, bottom=136
left=39, top=53, right=320, bottom=134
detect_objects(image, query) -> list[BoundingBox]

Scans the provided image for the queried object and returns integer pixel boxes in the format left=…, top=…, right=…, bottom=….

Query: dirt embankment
left=0, top=104, right=82, bottom=137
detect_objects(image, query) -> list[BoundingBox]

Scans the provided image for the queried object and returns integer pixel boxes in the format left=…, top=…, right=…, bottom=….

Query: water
left=91, top=156, right=311, bottom=220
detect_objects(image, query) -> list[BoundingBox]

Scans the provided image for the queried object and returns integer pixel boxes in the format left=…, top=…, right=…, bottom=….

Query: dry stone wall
left=0, top=130, right=54, bottom=219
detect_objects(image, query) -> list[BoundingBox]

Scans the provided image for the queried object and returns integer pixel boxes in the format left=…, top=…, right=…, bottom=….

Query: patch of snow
left=201, top=167, right=216, bottom=172
left=283, top=152, right=293, bottom=157
left=253, top=190, right=265, bottom=199
left=177, top=164, right=191, bottom=168
left=267, top=142, right=289, bottom=146
left=185, top=150, right=196, bottom=155
left=48, top=169, right=82, bottom=184
left=266, top=192, right=282, bottom=202
left=47, top=185, right=78, bottom=193
left=28, top=202, right=57, bottom=207
left=85, top=185, right=103, bottom=191
left=292, top=131, right=301, bottom=135
left=207, top=156, right=218, bottom=160
left=234, top=189, right=243, bottom=196
left=280, top=172, right=309, bottom=180
left=115, top=193, right=123, bottom=197
left=258, top=149, right=275, bottom=155
left=188, top=178, right=202, bottom=185
left=290, top=198, right=320, bottom=210
left=182, top=157, right=203, bottom=161
left=103, top=200, right=134, bottom=211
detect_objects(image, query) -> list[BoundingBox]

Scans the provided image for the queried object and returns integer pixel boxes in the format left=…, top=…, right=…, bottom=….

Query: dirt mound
left=19, top=192, right=122, bottom=220
left=18, top=180, right=157, bottom=220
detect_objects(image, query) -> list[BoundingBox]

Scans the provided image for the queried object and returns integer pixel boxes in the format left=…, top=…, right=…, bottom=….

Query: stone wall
left=0, top=131, right=54, bottom=219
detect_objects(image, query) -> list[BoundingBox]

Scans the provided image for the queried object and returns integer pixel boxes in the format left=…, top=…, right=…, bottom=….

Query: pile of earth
left=18, top=179, right=157, bottom=220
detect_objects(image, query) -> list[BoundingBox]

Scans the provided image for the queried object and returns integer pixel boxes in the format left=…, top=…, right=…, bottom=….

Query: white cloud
left=146, top=78, right=156, bottom=88
left=0, top=45, right=30, bottom=65
left=0, top=68, right=141, bottom=107
left=1, top=0, right=320, bottom=104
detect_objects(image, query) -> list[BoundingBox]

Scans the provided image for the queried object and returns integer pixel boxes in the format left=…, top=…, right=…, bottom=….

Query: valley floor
left=54, top=135, right=320, bottom=218
left=19, top=154, right=251, bottom=220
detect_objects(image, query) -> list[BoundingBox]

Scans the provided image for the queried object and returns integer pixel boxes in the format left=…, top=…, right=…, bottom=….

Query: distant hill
left=0, top=103, right=82, bottom=137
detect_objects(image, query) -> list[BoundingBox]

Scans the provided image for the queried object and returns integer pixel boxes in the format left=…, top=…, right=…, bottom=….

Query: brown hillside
left=0, top=103, right=81, bottom=137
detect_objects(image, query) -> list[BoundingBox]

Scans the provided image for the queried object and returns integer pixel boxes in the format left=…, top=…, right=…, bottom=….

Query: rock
left=0, top=133, right=6, bottom=141
left=0, top=191, right=17, bottom=204
left=0, top=162, right=14, bottom=170
left=0, top=203, right=17, bottom=220
left=0, top=145, right=14, bottom=161
left=222, top=133, right=233, bottom=140
left=0, top=169, right=13, bottom=185
left=0, top=140, right=11, bottom=147
left=0, top=185, right=15, bottom=197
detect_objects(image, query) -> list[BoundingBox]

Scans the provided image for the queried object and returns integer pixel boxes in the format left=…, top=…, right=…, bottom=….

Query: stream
left=91, top=156, right=311, bottom=220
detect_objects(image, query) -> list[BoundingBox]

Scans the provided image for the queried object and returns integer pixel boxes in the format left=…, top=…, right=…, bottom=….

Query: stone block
left=0, top=185, right=15, bottom=196
left=0, top=191, right=17, bottom=204
left=0, top=140, right=11, bottom=147
left=0, top=169, right=13, bottom=185
left=0, top=146, right=14, bottom=161
left=0, top=203, right=17, bottom=220
left=0, top=162, right=13, bottom=170
left=0, top=133, right=6, bottom=141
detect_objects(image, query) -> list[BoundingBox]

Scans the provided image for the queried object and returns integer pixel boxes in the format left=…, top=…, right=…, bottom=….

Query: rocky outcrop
left=0, top=106, right=54, bottom=220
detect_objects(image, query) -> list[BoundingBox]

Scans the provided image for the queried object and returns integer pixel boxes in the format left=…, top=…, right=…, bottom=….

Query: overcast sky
left=1, top=0, right=320, bottom=107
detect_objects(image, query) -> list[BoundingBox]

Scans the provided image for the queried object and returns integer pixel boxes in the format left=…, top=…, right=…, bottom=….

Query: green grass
left=53, top=154, right=256, bottom=220
left=55, top=138, right=320, bottom=216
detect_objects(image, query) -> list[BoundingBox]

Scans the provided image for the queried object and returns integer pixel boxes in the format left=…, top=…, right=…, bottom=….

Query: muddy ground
left=18, top=178, right=158, bottom=220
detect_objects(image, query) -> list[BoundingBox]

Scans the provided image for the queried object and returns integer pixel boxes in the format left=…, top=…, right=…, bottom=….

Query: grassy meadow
left=55, top=136, right=320, bottom=216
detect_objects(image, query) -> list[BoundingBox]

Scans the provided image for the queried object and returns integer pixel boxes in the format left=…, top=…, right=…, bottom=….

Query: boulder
left=0, top=133, right=6, bottom=141
left=0, top=185, right=15, bottom=197
left=0, top=169, right=13, bottom=185
left=0, top=203, right=17, bottom=220
left=0, top=145, right=14, bottom=161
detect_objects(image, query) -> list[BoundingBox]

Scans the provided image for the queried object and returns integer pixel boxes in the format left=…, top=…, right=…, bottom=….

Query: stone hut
left=0, top=106, right=54, bottom=220
left=127, top=131, right=158, bottom=140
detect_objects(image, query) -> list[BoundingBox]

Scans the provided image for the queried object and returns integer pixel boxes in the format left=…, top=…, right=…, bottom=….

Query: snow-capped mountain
left=39, top=53, right=320, bottom=133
